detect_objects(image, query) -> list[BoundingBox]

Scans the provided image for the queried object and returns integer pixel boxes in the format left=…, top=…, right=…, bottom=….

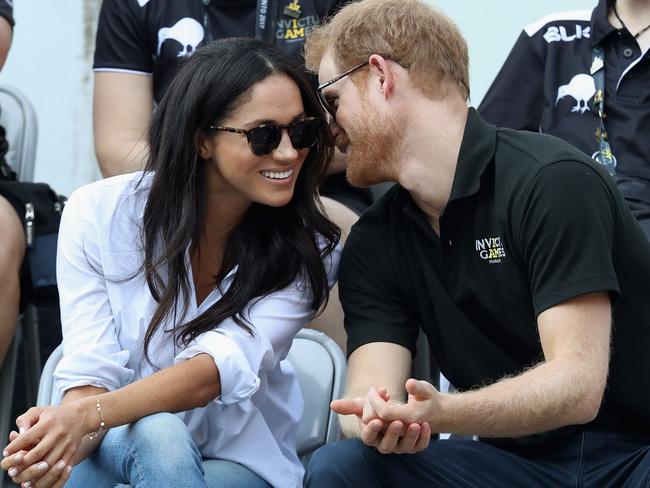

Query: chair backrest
left=37, top=329, right=347, bottom=456
left=0, top=83, right=38, bottom=181
left=36, top=343, right=62, bottom=407
left=289, top=328, right=346, bottom=457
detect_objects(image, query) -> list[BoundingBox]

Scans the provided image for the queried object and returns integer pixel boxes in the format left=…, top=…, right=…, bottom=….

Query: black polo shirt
left=340, top=108, right=650, bottom=444
left=479, top=0, right=650, bottom=182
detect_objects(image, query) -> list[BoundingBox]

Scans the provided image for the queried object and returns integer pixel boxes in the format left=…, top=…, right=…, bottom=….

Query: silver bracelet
left=87, top=395, right=106, bottom=440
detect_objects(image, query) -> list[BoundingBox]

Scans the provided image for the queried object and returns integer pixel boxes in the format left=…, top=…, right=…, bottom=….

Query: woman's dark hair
left=139, top=38, right=339, bottom=363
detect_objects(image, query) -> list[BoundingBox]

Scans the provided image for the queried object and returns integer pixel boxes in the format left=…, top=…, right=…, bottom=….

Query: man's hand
left=332, top=386, right=433, bottom=454
left=368, top=379, right=440, bottom=427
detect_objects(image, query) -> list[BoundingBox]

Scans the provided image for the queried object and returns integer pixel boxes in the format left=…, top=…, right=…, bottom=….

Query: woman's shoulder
left=65, top=171, right=151, bottom=223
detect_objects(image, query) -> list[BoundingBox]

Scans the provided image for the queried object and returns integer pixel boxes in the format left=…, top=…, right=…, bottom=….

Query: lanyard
left=255, top=0, right=279, bottom=43
left=590, top=46, right=616, bottom=176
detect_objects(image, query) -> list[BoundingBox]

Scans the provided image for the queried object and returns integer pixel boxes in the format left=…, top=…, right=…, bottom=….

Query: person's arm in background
left=0, top=14, right=12, bottom=69
left=93, top=71, right=152, bottom=177
left=92, top=0, right=154, bottom=177
left=478, top=29, right=546, bottom=130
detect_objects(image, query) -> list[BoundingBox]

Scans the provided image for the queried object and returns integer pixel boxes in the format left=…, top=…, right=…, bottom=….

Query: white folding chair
left=0, top=84, right=40, bottom=449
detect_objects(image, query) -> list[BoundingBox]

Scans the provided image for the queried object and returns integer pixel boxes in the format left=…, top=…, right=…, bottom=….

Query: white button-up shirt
left=52, top=172, right=341, bottom=488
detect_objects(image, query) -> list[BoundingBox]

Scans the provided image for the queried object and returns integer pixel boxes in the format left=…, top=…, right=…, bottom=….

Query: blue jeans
left=305, top=431, right=650, bottom=487
left=67, top=413, right=271, bottom=488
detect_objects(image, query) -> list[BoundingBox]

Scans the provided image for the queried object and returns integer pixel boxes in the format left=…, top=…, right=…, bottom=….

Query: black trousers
left=305, top=431, right=650, bottom=487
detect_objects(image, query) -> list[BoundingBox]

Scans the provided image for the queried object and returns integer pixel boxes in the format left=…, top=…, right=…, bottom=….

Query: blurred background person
left=480, top=0, right=650, bottom=238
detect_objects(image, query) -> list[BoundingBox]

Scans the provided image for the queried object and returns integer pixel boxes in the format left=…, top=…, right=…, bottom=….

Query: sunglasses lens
left=289, top=118, right=321, bottom=149
left=247, top=126, right=282, bottom=156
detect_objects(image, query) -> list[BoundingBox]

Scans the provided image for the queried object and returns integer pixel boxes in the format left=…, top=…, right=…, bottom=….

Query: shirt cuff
left=174, top=331, right=260, bottom=405
left=53, top=349, right=133, bottom=404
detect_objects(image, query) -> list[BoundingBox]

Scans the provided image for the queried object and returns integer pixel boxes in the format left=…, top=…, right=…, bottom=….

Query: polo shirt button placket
left=623, top=47, right=634, bottom=58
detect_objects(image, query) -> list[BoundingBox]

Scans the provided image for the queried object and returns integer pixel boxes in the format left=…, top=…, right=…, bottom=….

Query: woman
left=1, top=38, right=340, bottom=488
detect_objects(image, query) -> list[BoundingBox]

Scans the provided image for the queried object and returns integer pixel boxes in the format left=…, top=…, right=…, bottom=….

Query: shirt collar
left=448, top=107, right=496, bottom=202
left=591, top=0, right=616, bottom=47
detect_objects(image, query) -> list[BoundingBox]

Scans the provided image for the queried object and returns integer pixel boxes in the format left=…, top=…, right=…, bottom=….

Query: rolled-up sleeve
left=53, top=187, right=134, bottom=403
left=175, top=242, right=342, bottom=405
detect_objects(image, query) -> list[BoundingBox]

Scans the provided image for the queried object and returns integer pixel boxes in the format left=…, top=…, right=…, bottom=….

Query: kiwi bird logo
left=157, top=18, right=205, bottom=57
left=556, top=74, right=596, bottom=114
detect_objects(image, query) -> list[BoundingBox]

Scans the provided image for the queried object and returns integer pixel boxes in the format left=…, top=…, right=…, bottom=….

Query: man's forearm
left=434, top=357, right=604, bottom=437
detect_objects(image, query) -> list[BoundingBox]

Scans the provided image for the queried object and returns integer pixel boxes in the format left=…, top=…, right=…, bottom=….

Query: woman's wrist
left=75, top=396, right=105, bottom=436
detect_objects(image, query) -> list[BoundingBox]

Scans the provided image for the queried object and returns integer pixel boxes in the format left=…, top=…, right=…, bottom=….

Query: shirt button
left=623, top=47, right=634, bottom=58
left=448, top=240, right=452, bottom=247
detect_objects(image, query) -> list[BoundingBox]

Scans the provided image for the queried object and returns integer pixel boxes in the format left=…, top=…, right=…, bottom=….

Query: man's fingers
left=331, top=397, right=364, bottom=416
left=412, top=422, right=432, bottom=452
left=394, top=423, right=421, bottom=453
left=359, top=419, right=383, bottom=446
left=405, top=378, right=436, bottom=398
left=368, top=388, right=400, bottom=421
left=375, top=420, right=403, bottom=454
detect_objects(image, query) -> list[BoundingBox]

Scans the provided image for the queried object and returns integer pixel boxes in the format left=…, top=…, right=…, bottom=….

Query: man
left=303, top=0, right=650, bottom=485
left=479, top=0, right=650, bottom=239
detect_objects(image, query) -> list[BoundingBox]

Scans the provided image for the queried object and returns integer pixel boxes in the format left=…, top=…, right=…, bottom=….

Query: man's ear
left=368, top=54, right=395, bottom=100
left=195, top=130, right=211, bottom=160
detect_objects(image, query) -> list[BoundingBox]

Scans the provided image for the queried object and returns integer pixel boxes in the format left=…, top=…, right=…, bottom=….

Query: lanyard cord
left=590, top=47, right=616, bottom=175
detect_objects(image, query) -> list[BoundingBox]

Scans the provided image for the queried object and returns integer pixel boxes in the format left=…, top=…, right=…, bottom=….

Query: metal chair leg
left=22, top=304, right=41, bottom=407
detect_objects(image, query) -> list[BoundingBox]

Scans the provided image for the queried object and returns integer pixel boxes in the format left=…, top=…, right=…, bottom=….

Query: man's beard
left=344, top=103, right=404, bottom=188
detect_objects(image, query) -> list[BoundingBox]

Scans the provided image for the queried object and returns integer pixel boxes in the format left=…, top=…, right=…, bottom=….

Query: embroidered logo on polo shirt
left=475, top=236, right=506, bottom=264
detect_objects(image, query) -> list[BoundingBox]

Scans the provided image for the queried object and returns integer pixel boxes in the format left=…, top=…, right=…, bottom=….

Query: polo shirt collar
left=590, top=0, right=616, bottom=47
left=448, top=107, right=496, bottom=202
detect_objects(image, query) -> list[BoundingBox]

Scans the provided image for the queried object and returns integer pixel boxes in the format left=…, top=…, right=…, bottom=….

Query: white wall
left=1, top=0, right=596, bottom=196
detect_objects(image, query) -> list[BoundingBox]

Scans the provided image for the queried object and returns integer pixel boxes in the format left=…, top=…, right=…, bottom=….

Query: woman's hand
left=2, top=431, right=71, bottom=488
left=2, top=399, right=97, bottom=485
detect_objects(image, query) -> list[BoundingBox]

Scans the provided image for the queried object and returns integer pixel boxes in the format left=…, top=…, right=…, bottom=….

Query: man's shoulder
left=495, top=128, right=594, bottom=172
left=491, top=128, right=611, bottom=204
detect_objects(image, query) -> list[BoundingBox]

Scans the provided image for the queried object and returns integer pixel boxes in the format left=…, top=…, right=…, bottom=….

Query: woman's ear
left=195, top=130, right=211, bottom=160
